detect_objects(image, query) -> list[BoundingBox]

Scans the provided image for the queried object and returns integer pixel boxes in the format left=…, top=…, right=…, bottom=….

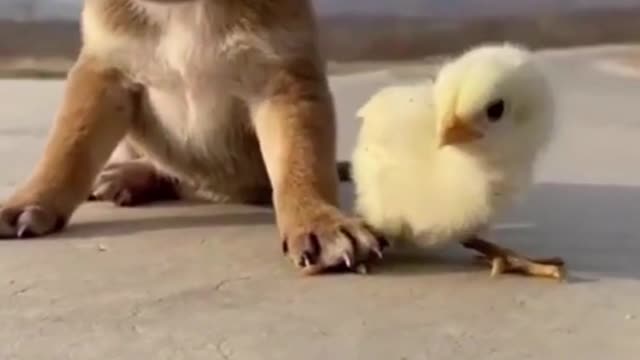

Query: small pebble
left=97, top=244, right=108, bottom=252
left=625, top=314, right=635, bottom=321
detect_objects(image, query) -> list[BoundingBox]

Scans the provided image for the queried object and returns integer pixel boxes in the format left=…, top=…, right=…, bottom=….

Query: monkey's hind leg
left=462, top=237, right=566, bottom=280
left=0, top=57, right=134, bottom=238
left=89, top=140, right=184, bottom=207
left=90, top=159, right=182, bottom=207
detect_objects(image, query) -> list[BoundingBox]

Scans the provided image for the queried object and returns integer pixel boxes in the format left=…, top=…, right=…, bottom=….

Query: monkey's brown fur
left=0, top=0, right=383, bottom=274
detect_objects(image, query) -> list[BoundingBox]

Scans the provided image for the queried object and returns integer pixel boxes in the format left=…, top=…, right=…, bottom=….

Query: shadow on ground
left=341, top=182, right=640, bottom=281
left=58, top=203, right=275, bottom=239
left=40, top=182, right=640, bottom=281
left=507, top=182, right=640, bottom=280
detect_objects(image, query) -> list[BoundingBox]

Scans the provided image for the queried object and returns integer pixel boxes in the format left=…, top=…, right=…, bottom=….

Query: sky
left=1, top=0, right=638, bottom=20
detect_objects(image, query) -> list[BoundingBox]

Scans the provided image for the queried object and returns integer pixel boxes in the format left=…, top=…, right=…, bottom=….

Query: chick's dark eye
left=486, top=99, right=505, bottom=122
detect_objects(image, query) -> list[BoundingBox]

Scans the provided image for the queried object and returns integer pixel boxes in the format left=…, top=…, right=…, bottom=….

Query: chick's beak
left=439, top=118, right=483, bottom=147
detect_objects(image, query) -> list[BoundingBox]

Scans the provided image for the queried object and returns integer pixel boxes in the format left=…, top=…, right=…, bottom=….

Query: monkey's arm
left=253, top=61, right=339, bottom=211
left=251, top=60, right=385, bottom=274
left=0, top=56, right=134, bottom=238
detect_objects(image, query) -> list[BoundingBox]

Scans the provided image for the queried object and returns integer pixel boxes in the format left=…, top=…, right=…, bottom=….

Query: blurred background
left=1, top=0, right=639, bottom=77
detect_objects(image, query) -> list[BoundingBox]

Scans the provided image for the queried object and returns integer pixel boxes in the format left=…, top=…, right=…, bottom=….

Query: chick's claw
left=463, top=237, right=566, bottom=280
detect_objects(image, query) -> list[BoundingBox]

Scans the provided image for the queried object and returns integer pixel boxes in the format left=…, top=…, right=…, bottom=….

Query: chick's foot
left=462, top=237, right=566, bottom=280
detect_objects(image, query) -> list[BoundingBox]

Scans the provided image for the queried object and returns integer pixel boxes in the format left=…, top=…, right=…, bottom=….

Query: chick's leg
left=462, top=237, right=566, bottom=280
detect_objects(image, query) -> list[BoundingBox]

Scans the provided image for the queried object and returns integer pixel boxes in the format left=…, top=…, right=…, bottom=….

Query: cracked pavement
left=1, top=45, right=640, bottom=359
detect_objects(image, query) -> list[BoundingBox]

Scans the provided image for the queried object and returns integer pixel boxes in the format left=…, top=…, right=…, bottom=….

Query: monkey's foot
left=280, top=204, right=389, bottom=275
left=0, top=202, right=66, bottom=239
left=462, top=237, right=566, bottom=280
left=90, top=160, right=180, bottom=207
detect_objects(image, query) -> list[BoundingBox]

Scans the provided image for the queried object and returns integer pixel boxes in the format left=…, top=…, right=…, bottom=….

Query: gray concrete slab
left=1, top=45, right=639, bottom=359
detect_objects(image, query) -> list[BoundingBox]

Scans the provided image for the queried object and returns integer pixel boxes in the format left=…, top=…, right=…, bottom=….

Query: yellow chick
left=351, top=43, right=565, bottom=279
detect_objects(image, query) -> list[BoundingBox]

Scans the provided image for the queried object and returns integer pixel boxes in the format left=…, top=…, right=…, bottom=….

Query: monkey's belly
left=127, top=87, right=270, bottom=202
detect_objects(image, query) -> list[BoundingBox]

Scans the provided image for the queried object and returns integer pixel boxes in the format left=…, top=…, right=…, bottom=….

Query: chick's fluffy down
left=351, top=45, right=553, bottom=248
left=352, top=82, right=497, bottom=246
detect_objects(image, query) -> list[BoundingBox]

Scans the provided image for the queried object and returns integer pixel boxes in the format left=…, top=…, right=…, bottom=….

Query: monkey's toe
left=0, top=204, right=66, bottom=239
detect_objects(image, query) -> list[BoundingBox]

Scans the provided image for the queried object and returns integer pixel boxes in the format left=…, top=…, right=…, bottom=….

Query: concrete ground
left=1, top=45, right=639, bottom=359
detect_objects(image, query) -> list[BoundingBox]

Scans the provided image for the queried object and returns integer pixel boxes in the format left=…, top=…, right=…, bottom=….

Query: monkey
left=0, top=0, right=386, bottom=274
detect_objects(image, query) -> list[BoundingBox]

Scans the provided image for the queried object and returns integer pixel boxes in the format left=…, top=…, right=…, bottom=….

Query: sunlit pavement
left=1, top=45, right=639, bottom=359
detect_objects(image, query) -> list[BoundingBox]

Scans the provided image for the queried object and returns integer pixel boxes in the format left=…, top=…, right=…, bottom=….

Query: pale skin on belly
left=0, top=0, right=385, bottom=274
